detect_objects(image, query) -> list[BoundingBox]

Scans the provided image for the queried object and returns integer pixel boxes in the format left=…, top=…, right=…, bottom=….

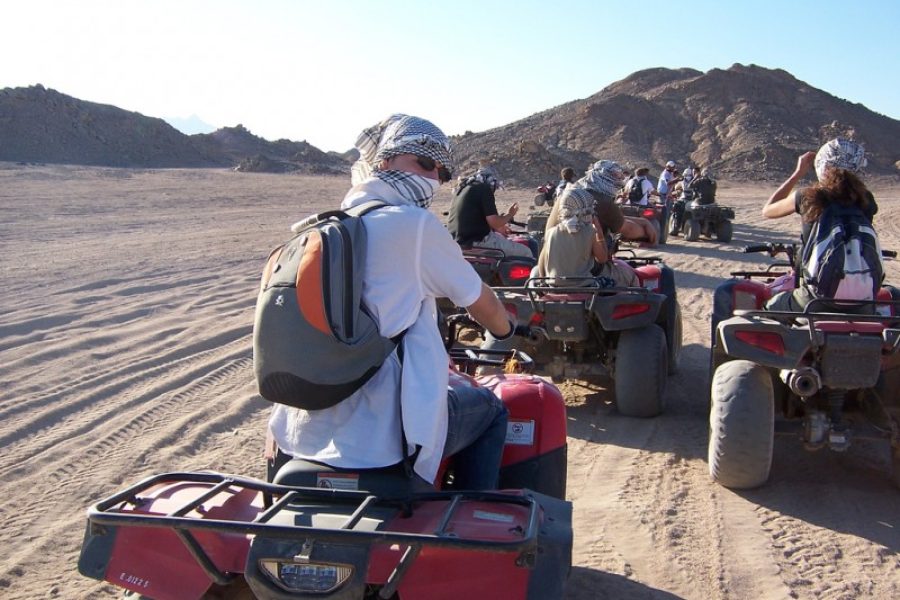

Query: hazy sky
left=4, top=0, right=898, bottom=152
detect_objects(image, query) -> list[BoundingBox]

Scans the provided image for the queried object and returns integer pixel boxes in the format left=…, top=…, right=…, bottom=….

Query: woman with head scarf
left=535, top=187, right=609, bottom=286
left=762, top=138, right=882, bottom=312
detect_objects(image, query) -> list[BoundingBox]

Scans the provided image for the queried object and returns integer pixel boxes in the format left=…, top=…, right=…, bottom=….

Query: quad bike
left=708, top=242, right=900, bottom=489
left=532, top=182, right=556, bottom=208
left=485, top=249, right=683, bottom=418
left=670, top=193, right=735, bottom=243
left=617, top=199, right=669, bottom=246
left=78, top=347, right=573, bottom=600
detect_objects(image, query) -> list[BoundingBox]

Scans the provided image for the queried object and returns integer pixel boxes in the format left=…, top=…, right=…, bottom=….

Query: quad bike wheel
left=615, top=325, right=667, bottom=417
left=533, top=192, right=546, bottom=207
left=650, top=220, right=661, bottom=247
left=666, top=301, right=683, bottom=375
left=716, top=219, right=734, bottom=243
left=684, top=218, right=701, bottom=242
left=708, top=360, right=774, bottom=489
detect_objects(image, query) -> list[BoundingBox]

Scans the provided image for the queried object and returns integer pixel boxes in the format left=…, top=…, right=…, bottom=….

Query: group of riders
left=269, top=113, right=880, bottom=495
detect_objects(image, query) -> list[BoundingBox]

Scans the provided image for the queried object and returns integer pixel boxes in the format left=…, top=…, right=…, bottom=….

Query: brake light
left=529, top=313, right=544, bottom=326
left=641, top=208, right=655, bottom=219
left=612, top=303, right=650, bottom=319
left=508, top=265, right=532, bottom=280
left=734, top=330, right=784, bottom=355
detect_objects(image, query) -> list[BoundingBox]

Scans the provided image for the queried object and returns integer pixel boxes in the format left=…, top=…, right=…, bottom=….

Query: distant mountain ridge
left=451, top=64, right=900, bottom=185
left=2, top=66, right=898, bottom=184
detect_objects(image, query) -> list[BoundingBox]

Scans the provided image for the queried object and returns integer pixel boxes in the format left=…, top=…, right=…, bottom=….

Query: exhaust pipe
left=780, top=367, right=821, bottom=397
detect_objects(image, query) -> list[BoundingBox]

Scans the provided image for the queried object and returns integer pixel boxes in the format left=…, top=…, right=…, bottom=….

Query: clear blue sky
left=4, top=0, right=898, bottom=152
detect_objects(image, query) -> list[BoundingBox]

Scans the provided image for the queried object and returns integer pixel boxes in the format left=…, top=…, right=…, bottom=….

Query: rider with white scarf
left=269, top=114, right=512, bottom=489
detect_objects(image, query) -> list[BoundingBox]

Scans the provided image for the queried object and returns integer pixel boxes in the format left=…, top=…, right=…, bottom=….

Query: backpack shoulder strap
left=344, top=200, right=390, bottom=217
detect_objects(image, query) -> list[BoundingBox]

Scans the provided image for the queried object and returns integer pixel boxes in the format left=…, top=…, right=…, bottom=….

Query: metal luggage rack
left=734, top=299, right=900, bottom=350
left=494, top=278, right=659, bottom=313
left=613, top=248, right=665, bottom=266
left=88, top=472, right=542, bottom=586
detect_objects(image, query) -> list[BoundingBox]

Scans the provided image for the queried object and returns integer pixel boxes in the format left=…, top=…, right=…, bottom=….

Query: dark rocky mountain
left=451, top=64, right=900, bottom=186
left=0, top=85, right=230, bottom=167
left=0, top=85, right=348, bottom=173
left=2, top=66, right=898, bottom=184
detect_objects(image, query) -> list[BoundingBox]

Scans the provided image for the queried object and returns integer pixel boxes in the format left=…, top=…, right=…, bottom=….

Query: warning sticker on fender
left=316, top=473, right=359, bottom=490
left=506, top=420, right=535, bottom=445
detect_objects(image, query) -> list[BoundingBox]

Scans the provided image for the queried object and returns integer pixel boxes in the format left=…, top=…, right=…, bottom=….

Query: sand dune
left=1, top=164, right=897, bottom=599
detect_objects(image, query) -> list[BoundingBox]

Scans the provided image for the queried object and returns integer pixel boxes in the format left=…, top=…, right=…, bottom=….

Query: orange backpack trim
left=296, top=231, right=331, bottom=336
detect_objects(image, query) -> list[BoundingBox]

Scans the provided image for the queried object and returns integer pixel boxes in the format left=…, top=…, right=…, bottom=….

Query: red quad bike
left=708, top=242, right=900, bottom=489
left=617, top=199, right=669, bottom=246
left=532, top=182, right=556, bottom=208
left=77, top=347, right=573, bottom=600
left=489, top=250, right=683, bottom=418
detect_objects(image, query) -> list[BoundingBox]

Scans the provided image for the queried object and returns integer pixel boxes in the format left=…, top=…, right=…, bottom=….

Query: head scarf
left=455, top=166, right=503, bottom=193
left=557, top=188, right=595, bottom=234
left=574, top=160, right=626, bottom=198
left=814, top=138, right=866, bottom=182
left=351, top=114, right=454, bottom=185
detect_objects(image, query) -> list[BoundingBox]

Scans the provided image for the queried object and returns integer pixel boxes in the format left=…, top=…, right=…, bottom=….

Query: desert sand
left=0, top=164, right=898, bottom=599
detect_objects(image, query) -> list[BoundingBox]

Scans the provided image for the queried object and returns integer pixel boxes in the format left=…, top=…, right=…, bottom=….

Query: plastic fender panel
left=79, top=482, right=260, bottom=600
left=721, top=206, right=736, bottom=220
left=634, top=264, right=662, bottom=291
left=367, top=497, right=534, bottom=599
left=483, top=375, right=567, bottom=463
left=592, top=292, right=664, bottom=331
left=718, top=315, right=809, bottom=370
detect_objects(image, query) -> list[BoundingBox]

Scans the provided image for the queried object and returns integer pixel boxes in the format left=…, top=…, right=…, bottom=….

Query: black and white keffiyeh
left=372, top=169, right=440, bottom=208
left=557, top=188, right=594, bottom=233
left=351, top=114, right=453, bottom=185
left=455, top=166, right=503, bottom=193
left=814, top=138, right=867, bottom=182
left=575, top=160, right=626, bottom=197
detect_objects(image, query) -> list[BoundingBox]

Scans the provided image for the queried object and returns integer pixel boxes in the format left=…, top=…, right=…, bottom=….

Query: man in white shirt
left=268, top=114, right=513, bottom=490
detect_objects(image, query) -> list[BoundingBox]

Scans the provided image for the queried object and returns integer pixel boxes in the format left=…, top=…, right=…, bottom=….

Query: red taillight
left=641, top=208, right=655, bottom=219
left=529, top=313, right=544, bottom=326
left=734, top=330, right=785, bottom=355
left=612, top=303, right=651, bottom=319
left=508, top=265, right=532, bottom=280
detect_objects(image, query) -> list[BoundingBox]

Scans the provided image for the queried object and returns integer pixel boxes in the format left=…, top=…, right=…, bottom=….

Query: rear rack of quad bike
left=493, top=277, right=661, bottom=312
left=86, top=471, right=544, bottom=587
left=613, top=248, right=665, bottom=267
left=732, top=300, right=900, bottom=352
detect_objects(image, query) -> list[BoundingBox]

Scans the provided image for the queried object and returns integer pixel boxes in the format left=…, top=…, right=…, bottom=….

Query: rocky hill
left=2, top=66, right=898, bottom=184
left=451, top=64, right=900, bottom=186
left=0, top=85, right=229, bottom=167
left=0, top=85, right=348, bottom=173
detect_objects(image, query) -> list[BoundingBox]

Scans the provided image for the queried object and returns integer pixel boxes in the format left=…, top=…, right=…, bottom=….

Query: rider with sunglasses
left=268, top=114, right=514, bottom=491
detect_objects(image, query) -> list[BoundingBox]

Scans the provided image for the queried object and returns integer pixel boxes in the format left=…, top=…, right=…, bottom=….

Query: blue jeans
left=443, top=385, right=509, bottom=490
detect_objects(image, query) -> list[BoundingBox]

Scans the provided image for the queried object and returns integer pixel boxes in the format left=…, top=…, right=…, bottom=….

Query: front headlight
left=259, top=559, right=353, bottom=594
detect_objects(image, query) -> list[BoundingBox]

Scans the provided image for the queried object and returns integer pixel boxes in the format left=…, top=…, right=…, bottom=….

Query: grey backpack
left=253, top=201, right=404, bottom=410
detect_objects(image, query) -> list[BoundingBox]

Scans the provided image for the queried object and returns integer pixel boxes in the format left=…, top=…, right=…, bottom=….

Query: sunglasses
left=416, top=156, right=452, bottom=183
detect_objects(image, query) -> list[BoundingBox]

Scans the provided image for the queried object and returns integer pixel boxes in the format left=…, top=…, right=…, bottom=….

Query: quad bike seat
left=274, top=458, right=435, bottom=496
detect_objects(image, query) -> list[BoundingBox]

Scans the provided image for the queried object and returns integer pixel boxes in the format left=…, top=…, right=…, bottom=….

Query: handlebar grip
left=883, top=250, right=897, bottom=258
left=743, top=244, right=771, bottom=253
left=509, top=219, right=527, bottom=228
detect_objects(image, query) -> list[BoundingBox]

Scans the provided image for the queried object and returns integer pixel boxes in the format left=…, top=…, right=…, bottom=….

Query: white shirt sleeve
left=418, top=214, right=483, bottom=308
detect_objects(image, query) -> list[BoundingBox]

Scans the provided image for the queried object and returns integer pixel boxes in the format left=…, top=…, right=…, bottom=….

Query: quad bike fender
left=592, top=292, right=664, bottom=331
left=482, top=374, right=568, bottom=499
left=717, top=315, right=810, bottom=370
left=78, top=479, right=261, bottom=600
